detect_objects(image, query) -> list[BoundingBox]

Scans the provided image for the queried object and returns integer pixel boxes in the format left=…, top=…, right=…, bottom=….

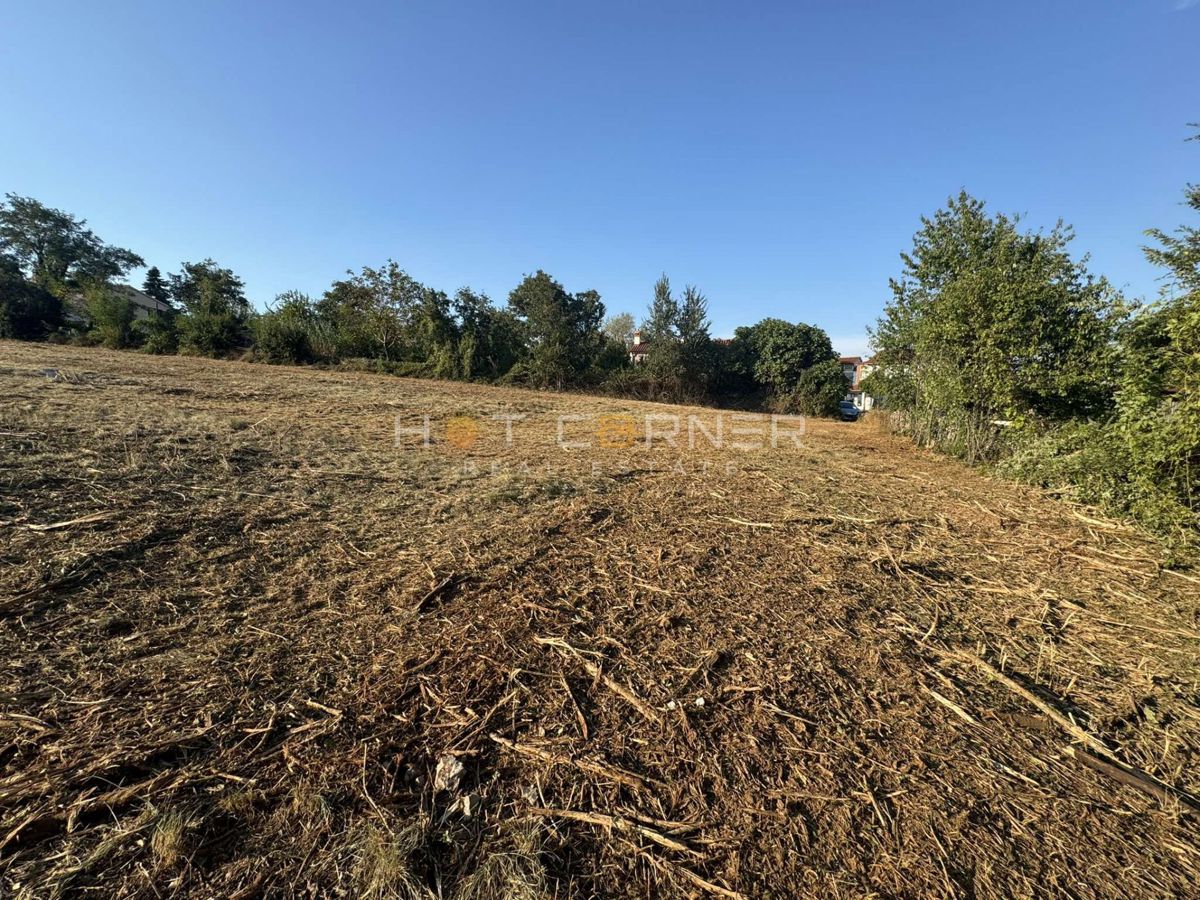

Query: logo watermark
left=394, top=412, right=806, bottom=451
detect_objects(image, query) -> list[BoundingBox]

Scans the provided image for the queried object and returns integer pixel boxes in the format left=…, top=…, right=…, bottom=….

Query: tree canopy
left=0, top=193, right=142, bottom=292
left=508, top=270, right=605, bottom=388
left=872, top=191, right=1121, bottom=460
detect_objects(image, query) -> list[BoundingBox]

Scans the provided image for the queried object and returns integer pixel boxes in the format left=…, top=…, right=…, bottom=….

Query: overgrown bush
left=85, top=284, right=136, bottom=348
left=134, top=312, right=179, bottom=354
left=784, top=358, right=847, bottom=416
left=872, top=192, right=1121, bottom=463
left=253, top=292, right=318, bottom=364
left=172, top=260, right=251, bottom=357
left=0, top=257, right=61, bottom=339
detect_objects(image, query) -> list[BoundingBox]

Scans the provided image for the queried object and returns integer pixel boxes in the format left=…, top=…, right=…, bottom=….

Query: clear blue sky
left=2, top=1, right=1196, bottom=356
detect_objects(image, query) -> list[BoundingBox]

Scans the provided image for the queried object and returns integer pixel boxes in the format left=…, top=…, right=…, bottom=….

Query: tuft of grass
left=288, top=781, right=332, bottom=833
left=353, top=820, right=434, bottom=900
left=453, top=824, right=550, bottom=900
left=150, top=809, right=191, bottom=868
left=216, top=787, right=258, bottom=819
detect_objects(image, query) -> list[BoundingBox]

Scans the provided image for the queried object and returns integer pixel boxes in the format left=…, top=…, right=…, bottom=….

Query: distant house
left=629, top=330, right=651, bottom=365
left=65, top=284, right=173, bottom=326
left=839, top=355, right=876, bottom=411
left=628, top=332, right=736, bottom=365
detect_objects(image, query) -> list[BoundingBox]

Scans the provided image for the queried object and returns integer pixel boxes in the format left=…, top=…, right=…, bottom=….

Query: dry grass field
left=2, top=340, right=1199, bottom=898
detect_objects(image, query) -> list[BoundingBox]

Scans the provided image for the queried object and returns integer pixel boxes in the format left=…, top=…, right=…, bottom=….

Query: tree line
left=3, top=156, right=1196, bottom=549
left=867, top=160, right=1198, bottom=551
left=0, top=193, right=850, bottom=414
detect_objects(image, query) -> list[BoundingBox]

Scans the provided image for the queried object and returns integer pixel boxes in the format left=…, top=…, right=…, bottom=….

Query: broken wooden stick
left=535, top=636, right=661, bottom=723
left=933, top=646, right=1200, bottom=812
left=489, top=733, right=659, bottom=790
left=412, top=575, right=458, bottom=613
left=526, top=806, right=700, bottom=856
left=640, top=847, right=748, bottom=899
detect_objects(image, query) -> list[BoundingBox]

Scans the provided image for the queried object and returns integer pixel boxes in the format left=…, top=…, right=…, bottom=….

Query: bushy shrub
left=134, top=312, right=178, bottom=354
left=178, top=308, right=247, bottom=357
left=600, top=368, right=688, bottom=402
left=0, top=259, right=61, bottom=339
left=784, top=358, right=847, bottom=416
left=253, top=293, right=319, bottom=365
left=85, top=284, right=136, bottom=348
left=871, top=193, right=1121, bottom=463
left=172, top=260, right=251, bottom=357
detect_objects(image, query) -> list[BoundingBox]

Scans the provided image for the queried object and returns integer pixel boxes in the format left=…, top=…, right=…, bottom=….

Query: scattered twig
left=932, top=647, right=1200, bottom=812
left=490, top=733, right=658, bottom=790
left=412, top=575, right=459, bottom=613
left=526, top=806, right=701, bottom=856
left=24, top=511, right=116, bottom=532
left=536, top=637, right=661, bottom=723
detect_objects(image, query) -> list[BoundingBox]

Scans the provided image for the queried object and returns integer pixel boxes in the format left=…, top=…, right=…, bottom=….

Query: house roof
left=112, top=284, right=172, bottom=314
left=839, top=355, right=863, bottom=365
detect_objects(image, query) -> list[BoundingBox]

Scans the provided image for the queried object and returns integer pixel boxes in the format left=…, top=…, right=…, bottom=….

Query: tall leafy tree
left=319, top=261, right=424, bottom=361
left=872, top=191, right=1122, bottom=460
left=507, top=270, right=605, bottom=388
left=170, top=259, right=251, bottom=356
left=452, top=288, right=523, bottom=379
left=741, top=318, right=836, bottom=398
left=602, top=311, right=636, bottom=347
left=0, top=193, right=142, bottom=292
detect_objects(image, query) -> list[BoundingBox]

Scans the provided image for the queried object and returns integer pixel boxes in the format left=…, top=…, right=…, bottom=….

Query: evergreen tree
left=677, top=285, right=714, bottom=395
left=642, top=274, right=678, bottom=342
left=142, top=266, right=170, bottom=304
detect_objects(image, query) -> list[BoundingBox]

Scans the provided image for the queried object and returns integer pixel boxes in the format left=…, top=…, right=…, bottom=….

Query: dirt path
left=2, top=341, right=1198, bottom=898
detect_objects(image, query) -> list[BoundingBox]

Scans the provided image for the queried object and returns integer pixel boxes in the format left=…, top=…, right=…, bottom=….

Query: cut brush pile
left=1, top=341, right=1199, bottom=898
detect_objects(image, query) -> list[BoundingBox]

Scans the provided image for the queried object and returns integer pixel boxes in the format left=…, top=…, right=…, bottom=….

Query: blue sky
left=2, top=1, right=1196, bottom=356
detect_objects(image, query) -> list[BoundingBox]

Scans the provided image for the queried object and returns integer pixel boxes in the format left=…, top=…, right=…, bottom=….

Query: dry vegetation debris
left=1, top=342, right=1199, bottom=897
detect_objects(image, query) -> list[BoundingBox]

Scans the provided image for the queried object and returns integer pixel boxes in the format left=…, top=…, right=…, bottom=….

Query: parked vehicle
left=838, top=400, right=860, bottom=422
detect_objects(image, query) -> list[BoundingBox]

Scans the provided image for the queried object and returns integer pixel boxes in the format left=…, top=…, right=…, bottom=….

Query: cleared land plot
left=1, top=340, right=1199, bottom=898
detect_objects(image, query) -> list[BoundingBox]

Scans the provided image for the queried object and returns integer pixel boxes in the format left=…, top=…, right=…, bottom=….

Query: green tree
left=741, top=318, right=836, bottom=398
left=134, top=311, right=178, bottom=355
left=85, top=283, right=136, bottom=348
left=507, top=270, right=605, bottom=388
left=0, top=254, right=61, bottom=339
left=788, top=358, right=849, bottom=416
left=319, top=261, right=424, bottom=361
left=253, top=290, right=318, bottom=364
left=142, top=266, right=171, bottom=304
left=642, top=274, right=678, bottom=343
left=452, top=288, right=523, bottom=379
left=872, top=192, right=1121, bottom=461
left=1109, top=153, right=1200, bottom=537
left=676, top=285, right=714, bottom=391
left=602, top=311, right=636, bottom=347
left=316, top=276, right=376, bottom=358
left=414, top=288, right=459, bottom=377
left=0, top=194, right=142, bottom=292
left=170, top=259, right=251, bottom=356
